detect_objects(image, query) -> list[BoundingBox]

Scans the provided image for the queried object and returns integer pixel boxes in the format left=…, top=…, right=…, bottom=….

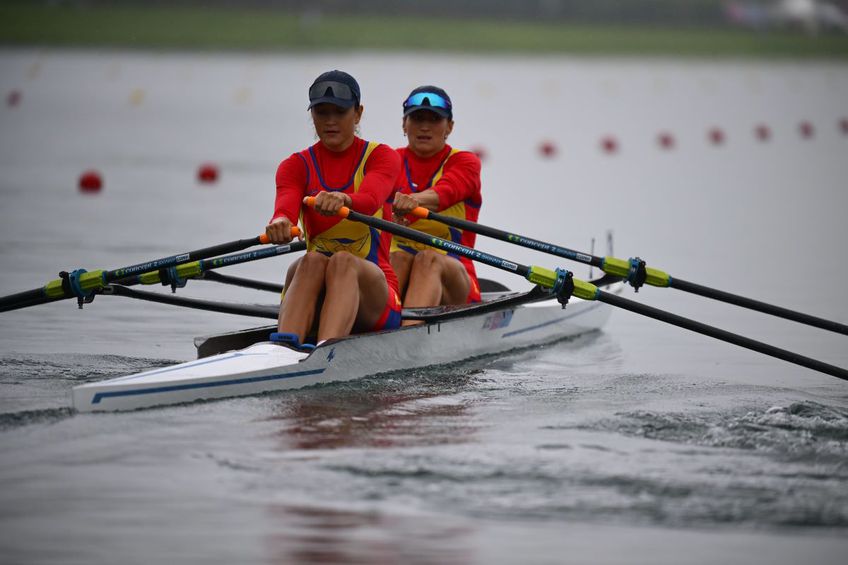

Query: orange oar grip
left=410, top=207, right=430, bottom=219
left=259, top=226, right=301, bottom=245
left=303, top=196, right=350, bottom=218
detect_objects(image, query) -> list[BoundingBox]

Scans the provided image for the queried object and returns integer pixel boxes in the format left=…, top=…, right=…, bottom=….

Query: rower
left=390, top=85, right=483, bottom=324
left=264, top=70, right=402, bottom=349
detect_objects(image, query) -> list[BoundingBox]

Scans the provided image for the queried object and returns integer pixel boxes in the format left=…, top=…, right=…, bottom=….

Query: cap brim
left=308, top=97, right=356, bottom=110
left=403, top=106, right=450, bottom=119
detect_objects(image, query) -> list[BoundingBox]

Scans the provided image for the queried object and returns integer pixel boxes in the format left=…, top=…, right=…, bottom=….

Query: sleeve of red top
left=348, top=144, right=401, bottom=215
left=271, top=153, right=308, bottom=224
left=431, top=151, right=482, bottom=210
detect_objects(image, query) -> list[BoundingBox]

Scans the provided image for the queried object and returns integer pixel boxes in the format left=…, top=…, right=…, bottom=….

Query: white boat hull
left=72, top=295, right=612, bottom=412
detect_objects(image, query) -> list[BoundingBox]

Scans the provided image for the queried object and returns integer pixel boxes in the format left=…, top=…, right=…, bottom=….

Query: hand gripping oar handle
left=304, top=197, right=583, bottom=303
left=408, top=206, right=848, bottom=336
left=0, top=228, right=299, bottom=313
left=310, top=199, right=848, bottom=382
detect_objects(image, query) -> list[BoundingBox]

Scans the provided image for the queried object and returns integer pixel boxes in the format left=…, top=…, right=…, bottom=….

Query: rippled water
left=1, top=49, right=847, bottom=564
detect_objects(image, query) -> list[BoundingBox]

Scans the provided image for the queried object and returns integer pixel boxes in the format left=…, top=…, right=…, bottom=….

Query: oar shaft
left=599, top=291, right=848, bottom=381
left=411, top=208, right=602, bottom=267
left=335, top=204, right=535, bottom=280
left=325, top=199, right=846, bottom=381
left=117, top=241, right=306, bottom=287
left=670, top=278, right=848, bottom=336
left=104, top=234, right=269, bottom=281
left=414, top=207, right=847, bottom=336
left=0, top=229, right=301, bottom=313
left=198, top=271, right=284, bottom=293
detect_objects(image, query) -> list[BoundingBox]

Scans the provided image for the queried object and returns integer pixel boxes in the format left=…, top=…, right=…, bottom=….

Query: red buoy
left=78, top=170, right=103, bottom=193
left=754, top=124, right=771, bottom=142
left=600, top=136, right=618, bottom=154
left=7, top=90, right=21, bottom=108
left=538, top=140, right=557, bottom=158
left=708, top=127, right=725, bottom=146
left=657, top=131, right=675, bottom=150
left=470, top=146, right=488, bottom=162
left=197, top=163, right=219, bottom=184
left=839, top=118, right=848, bottom=135
left=799, top=121, right=814, bottom=139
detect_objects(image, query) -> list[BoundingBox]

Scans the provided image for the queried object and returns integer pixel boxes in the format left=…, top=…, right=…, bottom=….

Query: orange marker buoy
left=657, top=131, right=675, bottom=150
left=755, top=124, right=771, bottom=142
left=78, top=170, right=103, bottom=193
left=538, top=140, right=557, bottom=158
left=197, top=163, right=219, bottom=184
left=600, top=136, right=618, bottom=154
left=7, top=90, right=21, bottom=107
left=708, top=127, right=725, bottom=146
left=799, top=121, right=814, bottom=139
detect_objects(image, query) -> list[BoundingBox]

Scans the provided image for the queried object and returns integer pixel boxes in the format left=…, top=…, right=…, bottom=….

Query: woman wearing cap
left=391, top=86, right=482, bottom=320
left=264, top=70, right=402, bottom=348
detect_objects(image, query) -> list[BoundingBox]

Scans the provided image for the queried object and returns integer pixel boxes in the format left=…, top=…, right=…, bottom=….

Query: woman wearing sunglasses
left=391, top=86, right=483, bottom=319
left=264, top=70, right=402, bottom=349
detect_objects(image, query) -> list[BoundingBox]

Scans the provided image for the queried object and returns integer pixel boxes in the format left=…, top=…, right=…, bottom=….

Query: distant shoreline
left=1, top=3, right=847, bottom=59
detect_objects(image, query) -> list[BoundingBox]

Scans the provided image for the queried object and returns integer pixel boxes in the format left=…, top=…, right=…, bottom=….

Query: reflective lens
left=403, top=92, right=451, bottom=111
left=309, top=81, right=355, bottom=102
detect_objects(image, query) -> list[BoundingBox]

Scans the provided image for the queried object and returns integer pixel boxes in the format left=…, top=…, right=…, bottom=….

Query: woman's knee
left=295, top=251, right=329, bottom=277
left=410, top=249, right=442, bottom=274
left=325, top=251, right=359, bottom=277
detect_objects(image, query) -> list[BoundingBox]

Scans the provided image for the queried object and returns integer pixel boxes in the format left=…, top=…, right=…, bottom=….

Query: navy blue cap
left=308, top=70, right=361, bottom=109
left=402, top=85, right=452, bottom=120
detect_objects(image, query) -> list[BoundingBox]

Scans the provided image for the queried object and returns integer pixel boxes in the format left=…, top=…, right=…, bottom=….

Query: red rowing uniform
left=273, top=137, right=402, bottom=330
left=393, top=144, right=482, bottom=303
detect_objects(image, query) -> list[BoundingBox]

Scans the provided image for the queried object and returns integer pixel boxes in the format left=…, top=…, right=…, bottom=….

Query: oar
left=0, top=229, right=300, bottom=313
left=405, top=207, right=848, bottom=336
left=114, top=240, right=305, bottom=290
left=304, top=197, right=848, bottom=381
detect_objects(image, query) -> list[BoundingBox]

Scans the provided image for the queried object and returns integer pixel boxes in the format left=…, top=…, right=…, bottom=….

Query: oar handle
left=304, top=196, right=352, bottom=218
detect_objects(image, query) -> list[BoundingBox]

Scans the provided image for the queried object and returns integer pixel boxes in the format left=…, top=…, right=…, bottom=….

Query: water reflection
left=265, top=504, right=473, bottom=565
left=266, top=368, right=482, bottom=450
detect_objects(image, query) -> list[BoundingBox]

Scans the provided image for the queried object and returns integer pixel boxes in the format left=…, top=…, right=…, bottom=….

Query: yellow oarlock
left=601, top=256, right=671, bottom=287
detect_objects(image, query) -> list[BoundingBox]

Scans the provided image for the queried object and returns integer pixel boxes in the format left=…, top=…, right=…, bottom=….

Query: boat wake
left=586, top=400, right=848, bottom=462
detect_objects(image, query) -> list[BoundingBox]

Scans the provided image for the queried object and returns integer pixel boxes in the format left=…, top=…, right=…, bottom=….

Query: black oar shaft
left=670, top=278, right=848, bottom=336
left=600, top=291, right=848, bottom=381
left=420, top=208, right=847, bottom=336
left=0, top=234, right=272, bottom=313
left=199, top=271, right=284, bottom=293
left=422, top=212, right=602, bottom=267
left=103, top=285, right=279, bottom=319
left=346, top=209, right=534, bottom=279
left=332, top=203, right=847, bottom=381
left=104, top=235, right=266, bottom=281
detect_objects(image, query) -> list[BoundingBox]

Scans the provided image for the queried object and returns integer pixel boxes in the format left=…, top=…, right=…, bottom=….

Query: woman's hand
left=265, top=216, right=299, bottom=244
left=392, top=192, right=420, bottom=225
left=310, top=191, right=351, bottom=216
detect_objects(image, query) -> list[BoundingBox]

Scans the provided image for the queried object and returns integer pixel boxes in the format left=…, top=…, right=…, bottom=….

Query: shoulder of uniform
left=445, top=148, right=481, bottom=168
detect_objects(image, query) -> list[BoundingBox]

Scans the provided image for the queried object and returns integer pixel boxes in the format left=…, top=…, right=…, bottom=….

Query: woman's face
left=403, top=110, right=454, bottom=158
left=311, top=103, right=363, bottom=152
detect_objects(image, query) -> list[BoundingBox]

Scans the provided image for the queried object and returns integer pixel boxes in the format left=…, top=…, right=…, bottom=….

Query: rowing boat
left=71, top=282, right=617, bottom=413
left=4, top=209, right=844, bottom=413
